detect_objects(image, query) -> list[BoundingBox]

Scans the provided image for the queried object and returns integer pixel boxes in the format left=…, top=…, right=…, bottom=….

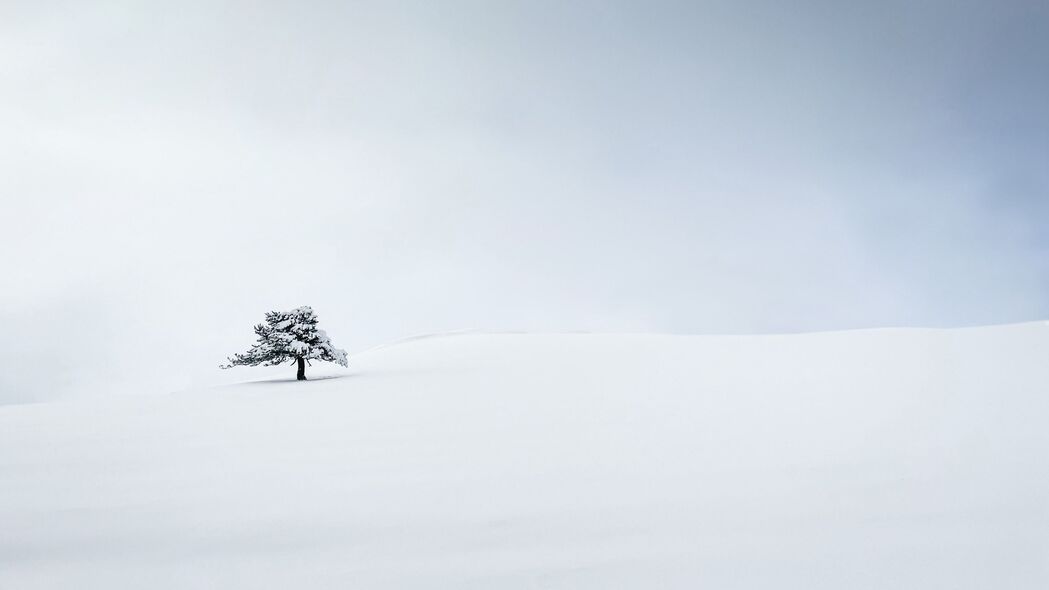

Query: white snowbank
left=2, top=325, right=1048, bottom=588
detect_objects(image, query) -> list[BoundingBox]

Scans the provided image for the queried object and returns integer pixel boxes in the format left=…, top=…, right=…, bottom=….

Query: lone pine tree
left=222, top=306, right=348, bottom=380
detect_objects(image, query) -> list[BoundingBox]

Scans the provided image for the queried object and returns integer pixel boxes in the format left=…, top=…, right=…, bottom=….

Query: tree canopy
left=223, top=306, right=347, bottom=379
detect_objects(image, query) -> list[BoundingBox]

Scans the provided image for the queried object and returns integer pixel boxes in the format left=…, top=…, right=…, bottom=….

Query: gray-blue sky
left=1, top=0, right=1047, bottom=402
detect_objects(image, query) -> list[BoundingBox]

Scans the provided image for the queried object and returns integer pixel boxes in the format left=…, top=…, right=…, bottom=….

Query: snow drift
left=2, top=324, right=1048, bottom=588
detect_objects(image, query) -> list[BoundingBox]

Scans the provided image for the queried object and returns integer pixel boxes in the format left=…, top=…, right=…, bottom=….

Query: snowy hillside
left=2, top=325, right=1048, bottom=589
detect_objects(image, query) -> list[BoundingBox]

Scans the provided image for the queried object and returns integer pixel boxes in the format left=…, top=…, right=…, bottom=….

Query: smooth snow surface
left=2, top=326, right=1048, bottom=588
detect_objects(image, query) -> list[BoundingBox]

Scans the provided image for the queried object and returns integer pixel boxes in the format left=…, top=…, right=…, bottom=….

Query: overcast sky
left=2, top=0, right=1047, bottom=403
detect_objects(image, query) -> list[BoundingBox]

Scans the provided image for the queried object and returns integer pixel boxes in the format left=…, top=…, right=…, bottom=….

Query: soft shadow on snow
left=232, top=366, right=453, bottom=387
left=238, top=374, right=354, bottom=385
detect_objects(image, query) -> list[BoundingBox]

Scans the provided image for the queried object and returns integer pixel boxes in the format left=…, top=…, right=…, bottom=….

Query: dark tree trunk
left=296, top=357, right=306, bottom=381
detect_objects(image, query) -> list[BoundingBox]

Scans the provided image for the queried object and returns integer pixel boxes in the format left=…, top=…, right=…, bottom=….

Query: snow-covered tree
left=222, top=306, right=348, bottom=381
